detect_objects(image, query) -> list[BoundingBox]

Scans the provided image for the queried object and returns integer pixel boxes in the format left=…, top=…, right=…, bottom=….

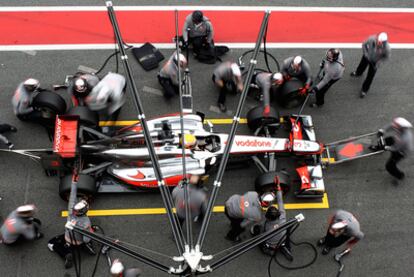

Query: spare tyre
left=32, top=91, right=67, bottom=117
left=246, top=105, right=279, bottom=131
left=59, top=174, right=97, bottom=201
left=66, top=106, right=99, bottom=127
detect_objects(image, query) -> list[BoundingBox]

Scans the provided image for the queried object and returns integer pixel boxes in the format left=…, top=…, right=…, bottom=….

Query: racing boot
left=360, top=90, right=367, bottom=98
left=218, top=103, right=227, bottom=113
left=64, top=253, right=73, bottom=269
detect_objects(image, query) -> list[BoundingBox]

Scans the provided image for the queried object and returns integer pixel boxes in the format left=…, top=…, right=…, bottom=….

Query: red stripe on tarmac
left=1, top=10, right=414, bottom=45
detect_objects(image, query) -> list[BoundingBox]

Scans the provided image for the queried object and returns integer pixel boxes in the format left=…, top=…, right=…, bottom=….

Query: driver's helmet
left=392, top=117, right=413, bottom=129
left=23, top=78, right=40, bottom=92
left=73, top=200, right=89, bottom=216
left=73, top=77, right=89, bottom=96
left=260, top=192, right=275, bottom=208
left=16, top=204, right=36, bottom=218
left=180, top=133, right=197, bottom=149
left=110, top=259, right=124, bottom=275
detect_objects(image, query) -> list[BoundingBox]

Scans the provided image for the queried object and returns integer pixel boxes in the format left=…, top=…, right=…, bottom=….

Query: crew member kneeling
left=212, top=62, right=243, bottom=112
left=158, top=52, right=187, bottom=99
left=12, top=78, right=42, bottom=121
left=0, top=204, right=43, bottom=245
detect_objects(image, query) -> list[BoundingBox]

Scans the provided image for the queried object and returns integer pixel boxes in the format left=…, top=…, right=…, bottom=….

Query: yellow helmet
left=181, top=134, right=197, bottom=148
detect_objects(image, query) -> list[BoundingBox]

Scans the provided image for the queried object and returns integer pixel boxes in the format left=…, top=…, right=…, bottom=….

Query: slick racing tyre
left=66, top=106, right=99, bottom=127
left=32, top=91, right=67, bottom=118
left=246, top=105, right=279, bottom=132
left=255, top=171, right=290, bottom=195
left=278, top=78, right=306, bottom=109
left=59, top=174, right=97, bottom=201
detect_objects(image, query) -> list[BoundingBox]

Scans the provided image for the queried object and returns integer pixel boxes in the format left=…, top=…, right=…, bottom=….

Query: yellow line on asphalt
left=321, top=157, right=336, bottom=163
left=99, top=118, right=247, bottom=127
left=61, top=193, right=329, bottom=217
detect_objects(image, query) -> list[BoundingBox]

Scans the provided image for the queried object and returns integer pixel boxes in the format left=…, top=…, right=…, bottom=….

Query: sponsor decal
left=54, top=117, right=62, bottom=152
left=234, top=138, right=272, bottom=148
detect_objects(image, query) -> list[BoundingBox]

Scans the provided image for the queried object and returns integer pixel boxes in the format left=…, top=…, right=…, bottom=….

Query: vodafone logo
left=235, top=139, right=271, bottom=148
left=54, top=118, right=62, bottom=152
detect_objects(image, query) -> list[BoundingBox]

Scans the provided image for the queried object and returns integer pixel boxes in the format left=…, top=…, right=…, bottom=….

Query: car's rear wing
left=53, top=115, right=79, bottom=158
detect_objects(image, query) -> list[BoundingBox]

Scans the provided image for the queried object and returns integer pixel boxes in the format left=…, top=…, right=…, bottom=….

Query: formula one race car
left=31, top=110, right=326, bottom=200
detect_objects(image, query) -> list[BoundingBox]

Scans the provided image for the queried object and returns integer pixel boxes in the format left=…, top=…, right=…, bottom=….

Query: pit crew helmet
left=173, top=53, right=188, bottom=68
left=378, top=32, right=388, bottom=43
left=271, top=72, right=284, bottom=85
left=326, top=48, right=340, bottom=62
left=292, top=56, right=302, bottom=70
left=73, top=200, right=89, bottom=216
left=110, top=259, right=125, bottom=275
left=392, top=117, right=413, bottom=129
left=16, top=204, right=36, bottom=218
left=230, top=63, right=241, bottom=77
left=331, top=221, right=348, bottom=231
left=23, top=78, right=40, bottom=92
left=73, top=77, right=88, bottom=95
left=192, top=10, right=204, bottom=24
left=260, top=192, right=275, bottom=208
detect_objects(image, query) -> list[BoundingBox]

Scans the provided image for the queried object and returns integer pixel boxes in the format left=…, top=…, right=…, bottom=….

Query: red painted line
left=1, top=10, right=413, bottom=45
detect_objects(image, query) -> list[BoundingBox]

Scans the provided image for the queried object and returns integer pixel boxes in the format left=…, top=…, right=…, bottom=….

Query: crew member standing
left=48, top=200, right=96, bottom=269
left=281, top=56, right=312, bottom=95
left=310, top=48, right=345, bottom=108
left=0, top=205, right=43, bottom=245
left=182, top=10, right=215, bottom=61
left=255, top=72, right=284, bottom=116
left=260, top=183, right=291, bottom=259
left=375, top=117, right=413, bottom=181
left=0, top=123, right=17, bottom=149
left=172, top=175, right=208, bottom=225
left=224, top=191, right=274, bottom=242
left=212, top=62, right=244, bottom=112
left=318, top=210, right=364, bottom=256
left=158, top=51, right=187, bottom=99
left=350, top=32, right=390, bottom=98
left=85, top=72, right=126, bottom=124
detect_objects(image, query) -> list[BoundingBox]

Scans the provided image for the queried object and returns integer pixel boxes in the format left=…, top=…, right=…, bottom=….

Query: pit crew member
left=281, top=56, right=312, bottom=95
left=158, top=51, right=187, bottom=99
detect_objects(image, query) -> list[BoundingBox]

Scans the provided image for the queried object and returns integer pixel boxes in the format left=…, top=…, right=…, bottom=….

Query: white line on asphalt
left=1, top=43, right=414, bottom=51
left=0, top=6, right=414, bottom=13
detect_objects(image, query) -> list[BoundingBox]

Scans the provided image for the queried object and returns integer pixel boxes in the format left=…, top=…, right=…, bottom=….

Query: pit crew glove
left=263, top=105, right=270, bottom=117
left=299, top=84, right=310, bottom=95
left=319, top=60, right=325, bottom=68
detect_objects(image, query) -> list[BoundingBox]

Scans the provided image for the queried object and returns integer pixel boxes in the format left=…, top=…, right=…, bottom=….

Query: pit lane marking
left=61, top=193, right=329, bottom=217
left=99, top=118, right=248, bottom=126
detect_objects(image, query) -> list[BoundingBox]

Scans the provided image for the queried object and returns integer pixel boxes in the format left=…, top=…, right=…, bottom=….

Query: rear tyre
left=59, top=174, right=97, bottom=201
left=246, top=105, right=279, bottom=132
left=255, top=171, right=290, bottom=195
left=32, top=91, right=67, bottom=118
